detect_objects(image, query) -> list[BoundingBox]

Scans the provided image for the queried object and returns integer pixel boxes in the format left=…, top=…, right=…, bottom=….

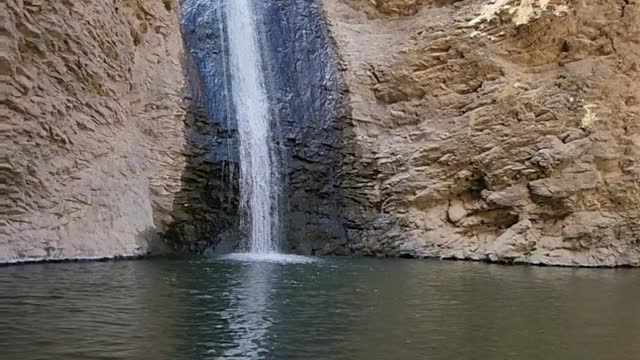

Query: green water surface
left=1, top=256, right=639, bottom=359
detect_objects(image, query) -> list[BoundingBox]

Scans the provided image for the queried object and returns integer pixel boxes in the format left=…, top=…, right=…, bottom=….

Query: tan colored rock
left=1, top=0, right=187, bottom=263
left=482, top=183, right=529, bottom=208
left=324, top=0, right=640, bottom=266
left=487, top=218, right=534, bottom=262
left=447, top=199, right=467, bottom=224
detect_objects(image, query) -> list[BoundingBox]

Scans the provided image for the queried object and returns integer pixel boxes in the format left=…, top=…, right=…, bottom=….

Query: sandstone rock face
left=1, top=0, right=187, bottom=263
left=324, top=0, right=640, bottom=266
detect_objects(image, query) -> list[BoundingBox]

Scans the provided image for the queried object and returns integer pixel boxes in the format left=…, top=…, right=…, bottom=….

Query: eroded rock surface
left=324, top=0, right=640, bottom=266
left=1, top=0, right=187, bottom=262
left=3, top=0, right=639, bottom=267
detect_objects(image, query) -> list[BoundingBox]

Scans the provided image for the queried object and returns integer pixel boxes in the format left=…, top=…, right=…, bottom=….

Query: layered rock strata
left=324, top=0, right=640, bottom=266
left=1, top=0, right=187, bottom=262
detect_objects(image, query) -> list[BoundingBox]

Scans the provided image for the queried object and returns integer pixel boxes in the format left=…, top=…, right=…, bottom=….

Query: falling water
left=225, top=0, right=279, bottom=254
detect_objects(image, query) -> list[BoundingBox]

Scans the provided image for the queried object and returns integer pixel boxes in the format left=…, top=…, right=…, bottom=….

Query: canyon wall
left=324, top=0, right=640, bottom=266
left=1, top=0, right=187, bottom=263
left=2, top=0, right=346, bottom=262
left=3, top=0, right=639, bottom=267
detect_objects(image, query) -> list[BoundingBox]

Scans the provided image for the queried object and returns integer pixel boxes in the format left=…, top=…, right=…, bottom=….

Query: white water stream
left=225, top=0, right=280, bottom=254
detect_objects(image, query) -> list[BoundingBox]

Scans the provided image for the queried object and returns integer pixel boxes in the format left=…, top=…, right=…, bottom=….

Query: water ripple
left=1, top=258, right=639, bottom=360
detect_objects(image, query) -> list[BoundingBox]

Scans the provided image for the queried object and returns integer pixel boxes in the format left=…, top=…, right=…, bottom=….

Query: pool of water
left=1, top=256, right=639, bottom=360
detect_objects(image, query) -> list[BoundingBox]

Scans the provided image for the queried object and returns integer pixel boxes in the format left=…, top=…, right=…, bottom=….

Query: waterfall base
left=222, top=253, right=316, bottom=264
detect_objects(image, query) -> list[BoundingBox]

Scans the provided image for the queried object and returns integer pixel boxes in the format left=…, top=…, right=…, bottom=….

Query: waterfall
left=182, top=0, right=341, bottom=258
left=225, top=0, right=280, bottom=254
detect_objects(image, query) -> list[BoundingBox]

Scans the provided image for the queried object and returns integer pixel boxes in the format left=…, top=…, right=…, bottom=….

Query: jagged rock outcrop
left=1, top=0, right=187, bottom=263
left=324, top=0, right=640, bottom=266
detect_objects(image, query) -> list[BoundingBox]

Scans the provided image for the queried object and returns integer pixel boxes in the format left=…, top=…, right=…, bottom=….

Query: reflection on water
left=219, top=253, right=316, bottom=358
left=1, top=257, right=640, bottom=360
left=220, top=262, right=273, bottom=359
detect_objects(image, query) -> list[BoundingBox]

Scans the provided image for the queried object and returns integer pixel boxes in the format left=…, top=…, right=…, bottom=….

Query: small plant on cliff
left=162, top=0, right=172, bottom=12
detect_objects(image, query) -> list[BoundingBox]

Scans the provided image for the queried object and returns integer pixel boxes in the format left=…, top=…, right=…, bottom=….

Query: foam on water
left=222, top=253, right=316, bottom=264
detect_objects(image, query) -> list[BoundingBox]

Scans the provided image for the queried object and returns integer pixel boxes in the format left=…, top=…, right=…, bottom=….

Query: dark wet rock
left=174, top=0, right=347, bottom=254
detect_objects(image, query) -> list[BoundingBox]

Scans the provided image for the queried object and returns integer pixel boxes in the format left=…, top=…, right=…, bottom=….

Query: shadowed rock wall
left=173, top=0, right=346, bottom=254
left=257, top=0, right=347, bottom=254
left=165, top=1, right=240, bottom=253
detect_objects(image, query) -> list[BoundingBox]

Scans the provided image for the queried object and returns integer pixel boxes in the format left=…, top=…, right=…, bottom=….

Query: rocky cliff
left=2, top=0, right=347, bottom=262
left=324, top=0, right=640, bottom=266
left=3, top=0, right=639, bottom=267
left=1, top=0, right=187, bottom=263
